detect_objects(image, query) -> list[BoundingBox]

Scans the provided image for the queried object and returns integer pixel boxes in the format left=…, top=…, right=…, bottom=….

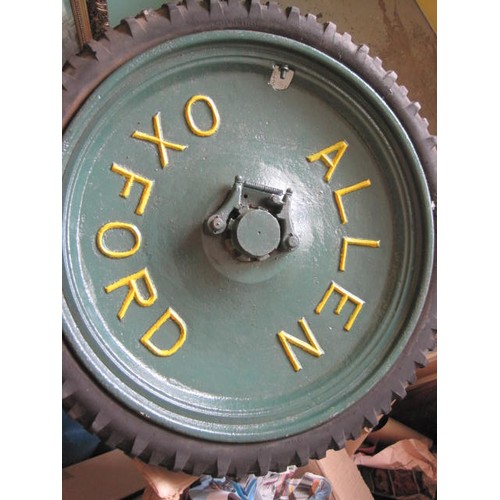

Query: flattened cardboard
left=62, top=449, right=146, bottom=499
left=294, top=445, right=373, bottom=500
left=134, top=459, right=199, bottom=500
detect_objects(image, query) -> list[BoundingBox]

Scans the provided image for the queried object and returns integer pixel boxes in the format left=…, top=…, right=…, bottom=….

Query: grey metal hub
left=232, top=209, right=281, bottom=259
left=204, top=176, right=300, bottom=261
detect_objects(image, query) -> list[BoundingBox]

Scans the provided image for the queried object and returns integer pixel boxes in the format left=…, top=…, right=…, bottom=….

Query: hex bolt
left=208, top=215, right=226, bottom=234
left=211, top=217, right=224, bottom=230
left=286, top=234, right=300, bottom=250
left=269, top=194, right=284, bottom=207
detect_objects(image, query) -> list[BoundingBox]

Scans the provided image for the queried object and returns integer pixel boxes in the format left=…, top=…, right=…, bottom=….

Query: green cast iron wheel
left=62, top=0, right=436, bottom=478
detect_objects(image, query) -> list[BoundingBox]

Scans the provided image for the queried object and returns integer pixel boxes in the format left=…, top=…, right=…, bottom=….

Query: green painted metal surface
left=62, top=31, right=433, bottom=442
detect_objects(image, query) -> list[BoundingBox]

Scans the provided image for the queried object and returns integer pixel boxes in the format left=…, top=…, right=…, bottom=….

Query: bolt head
left=207, top=215, right=226, bottom=234
left=287, top=235, right=299, bottom=249
left=270, top=194, right=283, bottom=206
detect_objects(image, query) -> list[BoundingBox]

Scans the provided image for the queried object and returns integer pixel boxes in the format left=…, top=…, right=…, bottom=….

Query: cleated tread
left=209, top=0, right=225, bottom=18
left=131, top=436, right=149, bottom=457
left=249, top=0, right=264, bottom=17
left=166, top=2, right=185, bottom=24
left=216, top=455, right=232, bottom=477
left=173, top=449, right=191, bottom=471
left=407, top=101, right=422, bottom=115
left=149, top=449, right=166, bottom=466
left=256, top=451, right=271, bottom=476
left=90, top=411, right=110, bottom=434
left=392, top=382, right=408, bottom=401
left=363, top=409, right=380, bottom=429
left=286, top=6, right=301, bottom=25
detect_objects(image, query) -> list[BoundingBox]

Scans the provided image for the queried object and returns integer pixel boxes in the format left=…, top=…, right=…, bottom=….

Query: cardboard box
left=294, top=433, right=373, bottom=500
left=63, top=436, right=373, bottom=500
left=62, top=449, right=146, bottom=499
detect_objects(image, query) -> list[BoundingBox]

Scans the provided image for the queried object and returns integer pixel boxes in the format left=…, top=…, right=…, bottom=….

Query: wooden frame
left=69, top=0, right=109, bottom=48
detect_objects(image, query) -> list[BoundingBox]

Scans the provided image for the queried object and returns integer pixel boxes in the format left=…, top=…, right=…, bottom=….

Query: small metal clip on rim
left=269, top=64, right=295, bottom=90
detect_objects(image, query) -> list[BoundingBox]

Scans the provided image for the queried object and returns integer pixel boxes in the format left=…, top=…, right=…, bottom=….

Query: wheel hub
left=205, top=176, right=299, bottom=261
left=232, top=209, right=281, bottom=259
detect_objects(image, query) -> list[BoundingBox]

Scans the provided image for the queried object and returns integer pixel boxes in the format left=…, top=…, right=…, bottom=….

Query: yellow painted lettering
left=111, top=163, right=154, bottom=216
left=277, top=317, right=324, bottom=372
left=132, top=112, right=187, bottom=168
left=96, top=222, right=142, bottom=259
left=339, top=237, right=380, bottom=272
left=105, top=268, right=157, bottom=320
left=315, top=280, right=364, bottom=331
left=334, top=179, right=372, bottom=224
left=140, top=307, right=187, bottom=357
left=184, top=95, right=220, bottom=137
left=306, top=141, right=348, bottom=182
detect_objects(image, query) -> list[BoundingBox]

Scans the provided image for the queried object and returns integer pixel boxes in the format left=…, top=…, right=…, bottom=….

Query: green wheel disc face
left=62, top=31, right=434, bottom=443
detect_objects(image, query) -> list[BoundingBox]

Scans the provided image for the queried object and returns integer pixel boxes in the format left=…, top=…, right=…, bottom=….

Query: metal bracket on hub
left=204, top=176, right=300, bottom=260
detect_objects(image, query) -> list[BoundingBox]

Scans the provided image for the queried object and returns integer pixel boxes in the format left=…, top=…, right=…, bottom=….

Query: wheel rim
left=63, top=30, right=434, bottom=443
